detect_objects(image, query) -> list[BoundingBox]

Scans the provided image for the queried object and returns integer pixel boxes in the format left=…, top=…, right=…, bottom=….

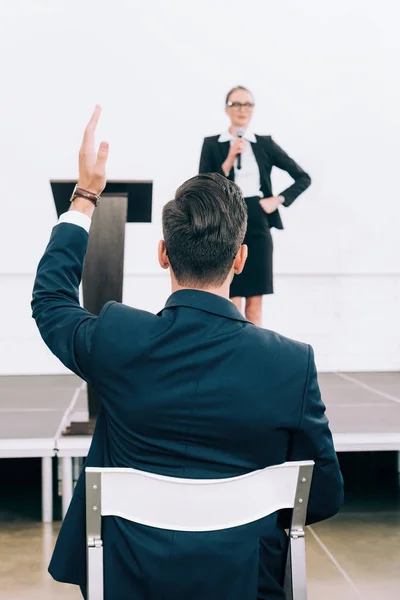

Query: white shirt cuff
left=58, top=211, right=91, bottom=233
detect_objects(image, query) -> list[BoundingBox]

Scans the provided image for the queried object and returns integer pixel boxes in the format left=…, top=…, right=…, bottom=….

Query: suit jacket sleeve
left=287, top=346, right=344, bottom=525
left=199, top=138, right=227, bottom=177
left=31, top=223, right=109, bottom=382
left=269, top=138, right=311, bottom=207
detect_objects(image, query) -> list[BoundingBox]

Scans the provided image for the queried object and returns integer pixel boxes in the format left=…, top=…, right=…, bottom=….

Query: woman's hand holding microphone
left=221, top=136, right=246, bottom=176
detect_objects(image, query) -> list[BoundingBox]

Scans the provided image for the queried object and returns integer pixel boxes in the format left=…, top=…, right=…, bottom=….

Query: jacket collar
left=250, top=135, right=266, bottom=170
left=160, top=289, right=249, bottom=323
left=218, top=129, right=257, bottom=143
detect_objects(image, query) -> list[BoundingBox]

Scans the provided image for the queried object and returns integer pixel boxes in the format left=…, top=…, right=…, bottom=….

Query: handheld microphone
left=236, top=128, right=245, bottom=170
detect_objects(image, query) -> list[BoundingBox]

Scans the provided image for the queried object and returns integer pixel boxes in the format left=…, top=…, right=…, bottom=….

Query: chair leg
left=284, top=537, right=307, bottom=600
left=87, top=545, right=104, bottom=600
left=62, top=456, right=73, bottom=518
left=73, top=456, right=83, bottom=486
left=284, top=539, right=293, bottom=600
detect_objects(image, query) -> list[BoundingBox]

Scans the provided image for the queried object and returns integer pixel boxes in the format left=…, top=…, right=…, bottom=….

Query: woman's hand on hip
left=259, top=196, right=283, bottom=214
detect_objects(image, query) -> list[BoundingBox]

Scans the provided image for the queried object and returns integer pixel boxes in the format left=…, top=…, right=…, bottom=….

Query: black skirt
left=230, top=196, right=273, bottom=299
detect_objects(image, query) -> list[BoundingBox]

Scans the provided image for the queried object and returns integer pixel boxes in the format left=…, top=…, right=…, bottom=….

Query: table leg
left=62, top=456, right=73, bottom=519
left=41, top=457, right=53, bottom=523
left=397, top=451, right=400, bottom=486
left=73, top=456, right=82, bottom=486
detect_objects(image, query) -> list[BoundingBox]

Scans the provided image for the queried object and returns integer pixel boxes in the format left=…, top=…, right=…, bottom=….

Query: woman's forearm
left=222, top=155, right=234, bottom=176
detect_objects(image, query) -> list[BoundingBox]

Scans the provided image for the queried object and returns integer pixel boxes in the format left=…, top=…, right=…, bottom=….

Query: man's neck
left=170, top=280, right=231, bottom=300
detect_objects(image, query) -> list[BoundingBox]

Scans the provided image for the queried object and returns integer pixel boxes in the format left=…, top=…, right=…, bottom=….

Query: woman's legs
left=245, top=295, right=263, bottom=327
left=230, top=295, right=263, bottom=326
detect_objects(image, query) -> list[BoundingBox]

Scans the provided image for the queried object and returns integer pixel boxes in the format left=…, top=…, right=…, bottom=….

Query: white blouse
left=218, top=130, right=262, bottom=198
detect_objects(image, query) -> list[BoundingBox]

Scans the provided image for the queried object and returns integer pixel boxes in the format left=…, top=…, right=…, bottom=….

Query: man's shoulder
left=98, top=301, right=161, bottom=327
left=93, top=301, right=172, bottom=359
left=244, top=324, right=311, bottom=364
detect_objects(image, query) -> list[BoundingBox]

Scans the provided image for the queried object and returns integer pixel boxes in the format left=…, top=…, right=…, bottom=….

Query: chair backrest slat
left=86, top=461, right=314, bottom=532
left=85, top=461, right=314, bottom=600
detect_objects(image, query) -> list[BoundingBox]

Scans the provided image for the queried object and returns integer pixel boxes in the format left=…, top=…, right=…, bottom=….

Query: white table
left=0, top=373, right=83, bottom=523
left=56, top=436, right=92, bottom=518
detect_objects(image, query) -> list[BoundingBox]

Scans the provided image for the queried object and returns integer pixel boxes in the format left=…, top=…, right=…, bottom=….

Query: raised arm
left=31, top=106, right=110, bottom=381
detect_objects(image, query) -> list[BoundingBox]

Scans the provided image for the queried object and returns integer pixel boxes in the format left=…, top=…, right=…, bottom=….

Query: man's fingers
left=95, top=141, right=109, bottom=171
left=81, top=104, right=102, bottom=147
left=86, top=104, right=101, bottom=132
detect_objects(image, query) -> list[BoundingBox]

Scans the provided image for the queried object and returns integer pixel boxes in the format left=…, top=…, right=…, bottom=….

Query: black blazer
left=199, top=135, right=311, bottom=230
left=32, top=223, right=342, bottom=600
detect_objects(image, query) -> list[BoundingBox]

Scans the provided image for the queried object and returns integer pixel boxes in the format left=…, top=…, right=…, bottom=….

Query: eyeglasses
left=226, top=102, right=255, bottom=111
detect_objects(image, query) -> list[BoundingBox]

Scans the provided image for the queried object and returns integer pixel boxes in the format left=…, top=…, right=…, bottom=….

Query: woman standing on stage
left=199, top=86, right=311, bottom=326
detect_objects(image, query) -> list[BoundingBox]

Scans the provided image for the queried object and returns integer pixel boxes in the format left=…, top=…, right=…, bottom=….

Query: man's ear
left=233, top=244, right=248, bottom=275
left=158, top=240, right=170, bottom=270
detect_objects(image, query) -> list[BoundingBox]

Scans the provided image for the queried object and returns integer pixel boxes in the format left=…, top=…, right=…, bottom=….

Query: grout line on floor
left=334, top=372, right=400, bottom=406
left=54, top=381, right=86, bottom=439
left=308, top=526, right=365, bottom=598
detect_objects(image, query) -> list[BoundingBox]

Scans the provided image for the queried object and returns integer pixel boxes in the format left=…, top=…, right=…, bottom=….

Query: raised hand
left=78, top=105, right=109, bottom=196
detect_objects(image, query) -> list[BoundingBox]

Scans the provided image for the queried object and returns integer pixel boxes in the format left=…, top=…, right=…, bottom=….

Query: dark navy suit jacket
left=32, top=222, right=343, bottom=600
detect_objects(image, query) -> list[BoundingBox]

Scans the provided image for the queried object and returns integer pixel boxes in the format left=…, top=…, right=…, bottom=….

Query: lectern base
left=62, top=419, right=96, bottom=436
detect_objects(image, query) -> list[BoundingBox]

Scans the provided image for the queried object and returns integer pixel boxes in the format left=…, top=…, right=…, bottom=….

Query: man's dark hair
left=162, top=173, right=247, bottom=287
left=225, top=85, right=254, bottom=105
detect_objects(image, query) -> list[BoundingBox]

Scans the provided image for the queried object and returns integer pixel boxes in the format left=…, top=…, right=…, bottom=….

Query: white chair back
left=86, top=460, right=314, bottom=600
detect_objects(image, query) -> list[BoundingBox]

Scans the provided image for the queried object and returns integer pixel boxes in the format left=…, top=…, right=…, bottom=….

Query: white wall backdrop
left=0, top=0, right=399, bottom=374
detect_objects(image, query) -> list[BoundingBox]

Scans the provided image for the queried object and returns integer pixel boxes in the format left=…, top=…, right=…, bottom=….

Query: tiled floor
left=0, top=510, right=399, bottom=600
left=308, top=511, right=400, bottom=599
left=0, top=522, right=81, bottom=599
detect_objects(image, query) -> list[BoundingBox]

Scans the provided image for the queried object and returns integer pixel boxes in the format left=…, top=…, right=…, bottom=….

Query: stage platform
left=1, top=372, right=400, bottom=522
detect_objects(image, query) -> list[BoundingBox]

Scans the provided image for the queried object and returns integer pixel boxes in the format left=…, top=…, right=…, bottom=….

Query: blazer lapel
left=217, top=140, right=230, bottom=162
left=251, top=137, right=265, bottom=175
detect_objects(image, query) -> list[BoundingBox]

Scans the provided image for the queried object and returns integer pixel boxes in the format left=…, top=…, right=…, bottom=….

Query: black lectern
left=51, top=180, right=153, bottom=434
